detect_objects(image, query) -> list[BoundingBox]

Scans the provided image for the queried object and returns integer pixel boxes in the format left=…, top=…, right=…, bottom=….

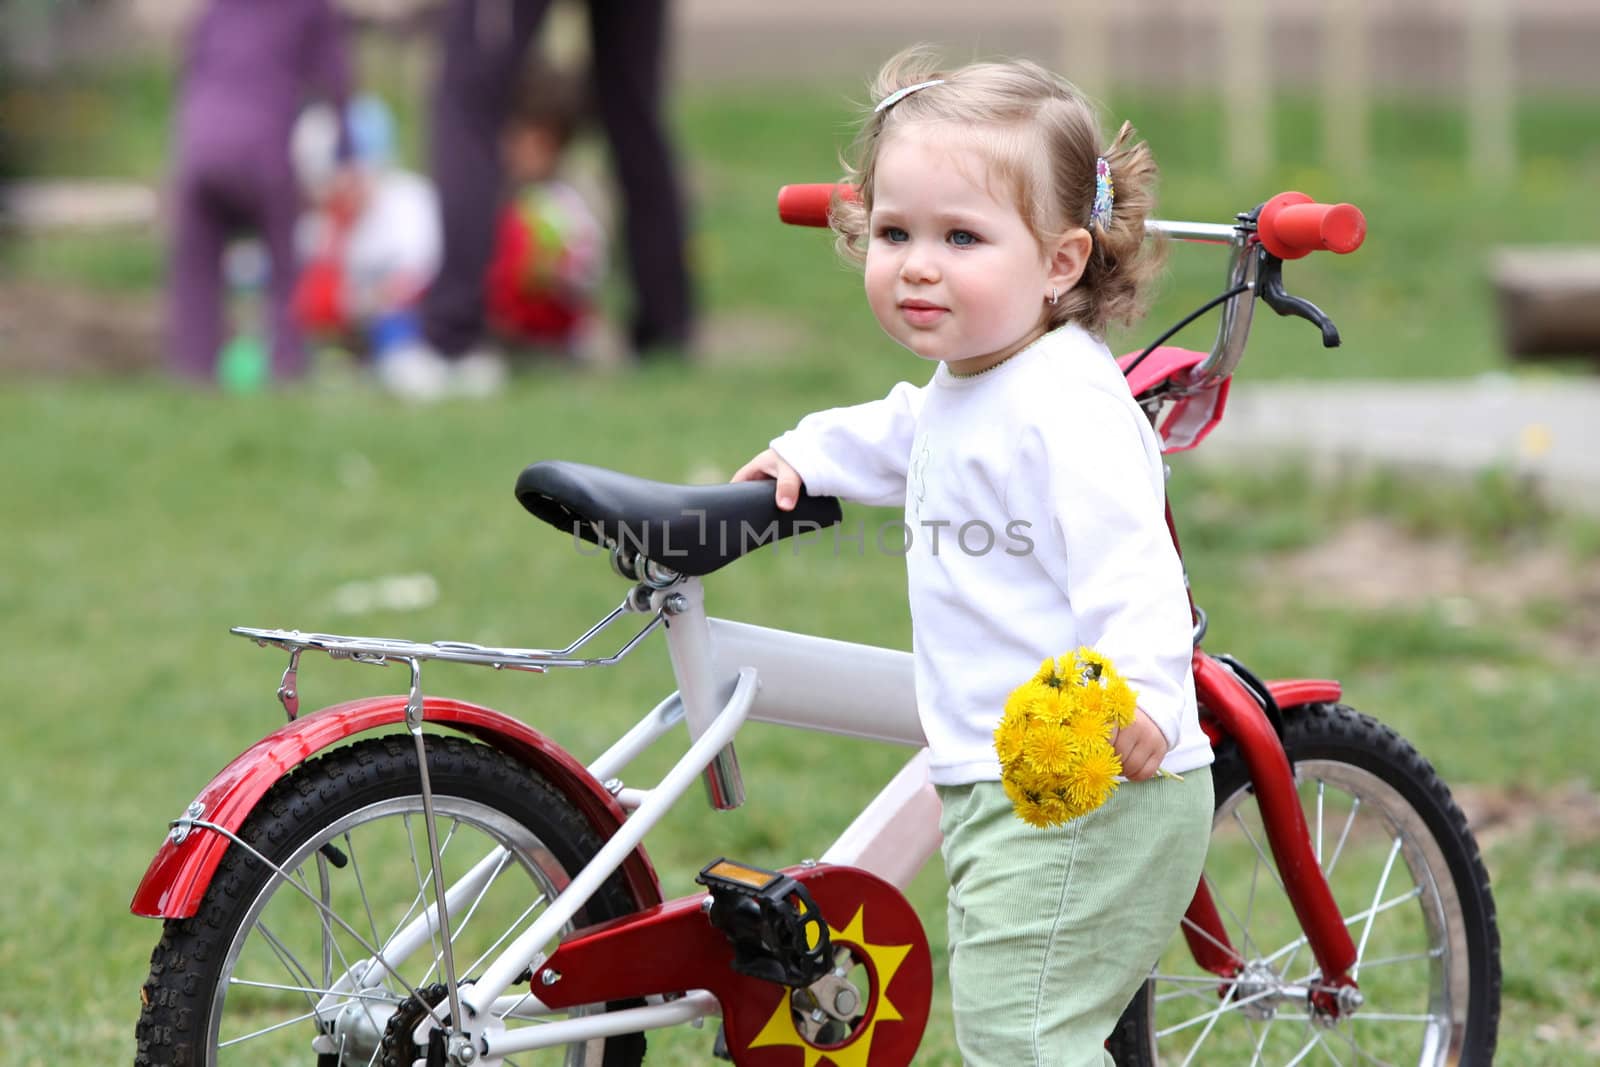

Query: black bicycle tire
left=135, top=733, right=648, bottom=1067
left=1107, top=702, right=1501, bottom=1065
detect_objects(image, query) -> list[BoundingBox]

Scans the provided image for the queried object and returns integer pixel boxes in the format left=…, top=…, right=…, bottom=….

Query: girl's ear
left=1047, top=227, right=1093, bottom=296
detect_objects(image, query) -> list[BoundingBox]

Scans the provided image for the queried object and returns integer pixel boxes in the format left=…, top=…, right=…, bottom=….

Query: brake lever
left=1257, top=252, right=1341, bottom=348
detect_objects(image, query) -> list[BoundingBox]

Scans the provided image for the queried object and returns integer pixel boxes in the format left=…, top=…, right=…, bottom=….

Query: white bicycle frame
left=228, top=214, right=1252, bottom=1059
left=237, top=573, right=937, bottom=1060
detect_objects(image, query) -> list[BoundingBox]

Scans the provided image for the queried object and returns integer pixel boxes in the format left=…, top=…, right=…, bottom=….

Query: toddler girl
left=733, top=48, right=1214, bottom=1066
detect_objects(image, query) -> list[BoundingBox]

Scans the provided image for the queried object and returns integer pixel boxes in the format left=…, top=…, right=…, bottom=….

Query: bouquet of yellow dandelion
left=993, top=648, right=1160, bottom=829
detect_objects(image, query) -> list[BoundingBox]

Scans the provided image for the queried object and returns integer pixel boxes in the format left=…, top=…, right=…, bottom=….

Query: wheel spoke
left=228, top=976, right=400, bottom=1005
left=1243, top=837, right=1261, bottom=957
left=343, top=830, right=385, bottom=969
left=1203, top=868, right=1268, bottom=962
left=1323, top=1015, right=1404, bottom=1066
left=1323, top=795, right=1361, bottom=879
left=1284, top=1024, right=1322, bottom=1066
left=1169, top=981, right=1241, bottom=1065
left=256, top=920, right=319, bottom=1012
left=402, top=813, right=441, bottom=974
left=1314, top=1033, right=1348, bottom=1065
left=1249, top=1012, right=1272, bottom=1066
left=470, top=892, right=550, bottom=982
left=1179, top=879, right=1249, bottom=962
left=217, top=1005, right=324, bottom=1048
left=1352, top=837, right=1405, bottom=978
left=419, top=831, right=513, bottom=987
left=1315, top=779, right=1325, bottom=869
left=1351, top=948, right=1441, bottom=970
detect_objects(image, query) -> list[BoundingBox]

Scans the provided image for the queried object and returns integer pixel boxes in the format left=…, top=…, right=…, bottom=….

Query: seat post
left=657, top=578, right=746, bottom=810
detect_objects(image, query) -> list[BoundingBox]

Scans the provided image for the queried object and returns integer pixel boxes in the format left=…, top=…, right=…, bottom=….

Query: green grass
left=2, top=67, right=1598, bottom=1064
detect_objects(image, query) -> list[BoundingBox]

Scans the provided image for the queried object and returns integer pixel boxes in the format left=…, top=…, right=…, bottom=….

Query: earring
left=1048, top=287, right=1058, bottom=305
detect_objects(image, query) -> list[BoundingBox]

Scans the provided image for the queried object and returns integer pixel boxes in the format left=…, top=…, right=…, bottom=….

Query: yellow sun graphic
left=745, top=904, right=913, bottom=1067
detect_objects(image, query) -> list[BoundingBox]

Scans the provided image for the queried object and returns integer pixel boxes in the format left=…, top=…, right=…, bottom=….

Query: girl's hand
left=1113, top=709, right=1170, bottom=781
left=731, top=449, right=802, bottom=511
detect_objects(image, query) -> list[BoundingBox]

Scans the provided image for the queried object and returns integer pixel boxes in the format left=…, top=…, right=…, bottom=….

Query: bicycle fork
left=1186, top=653, right=1360, bottom=1017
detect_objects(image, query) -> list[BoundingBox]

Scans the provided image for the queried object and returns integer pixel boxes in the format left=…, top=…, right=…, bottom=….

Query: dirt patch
left=1265, top=517, right=1600, bottom=662
left=1453, top=780, right=1600, bottom=852
left=0, top=279, right=163, bottom=376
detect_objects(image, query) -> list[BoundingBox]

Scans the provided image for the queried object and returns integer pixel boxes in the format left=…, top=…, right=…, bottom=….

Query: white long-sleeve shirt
left=772, top=324, right=1213, bottom=784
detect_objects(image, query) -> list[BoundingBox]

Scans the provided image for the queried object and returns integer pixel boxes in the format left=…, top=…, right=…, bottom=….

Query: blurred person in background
left=166, top=0, right=354, bottom=385
left=386, top=0, right=693, bottom=399
left=482, top=63, right=607, bottom=362
left=292, top=94, right=443, bottom=371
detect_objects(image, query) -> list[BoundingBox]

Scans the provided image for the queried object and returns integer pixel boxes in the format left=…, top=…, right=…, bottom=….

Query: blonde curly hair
left=831, top=46, right=1165, bottom=338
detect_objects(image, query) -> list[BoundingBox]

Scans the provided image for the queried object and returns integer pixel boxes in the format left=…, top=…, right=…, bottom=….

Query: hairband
left=1089, top=156, right=1114, bottom=229
left=874, top=78, right=946, bottom=114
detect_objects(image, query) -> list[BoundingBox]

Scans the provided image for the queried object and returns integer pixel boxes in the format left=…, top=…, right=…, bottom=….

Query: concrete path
left=1198, top=375, right=1600, bottom=513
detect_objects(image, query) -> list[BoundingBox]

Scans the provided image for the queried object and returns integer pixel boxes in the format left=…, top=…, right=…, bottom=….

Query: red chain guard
left=533, top=864, right=933, bottom=1067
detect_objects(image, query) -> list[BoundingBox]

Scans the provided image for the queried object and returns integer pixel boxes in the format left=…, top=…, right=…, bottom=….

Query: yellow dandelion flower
left=1004, top=680, right=1056, bottom=722
left=1075, top=681, right=1106, bottom=719
left=1068, top=740, right=1123, bottom=812
left=1021, top=721, right=1075, bottom=775
left=1036, top=793, right=1071, bottom=827
left=993, top=711, right=1029, bottom=766
left=1002, top=775, right=1030, bottom=808
left=1027, top=687, right=1059, bottom=729
left=1031, top=657, right=1062, bottom=688
left=1006, top=760, right=1053, bottom=797
left=1065, top=707, right=1110, bottom=749
left=1013, top=791, right=1053, bottom=828
left=1076, top=646, right=1110, bottom=679
left=1105, top=677, right=1138, bottom=729
left=1055, top=788, right=1094, bottom=822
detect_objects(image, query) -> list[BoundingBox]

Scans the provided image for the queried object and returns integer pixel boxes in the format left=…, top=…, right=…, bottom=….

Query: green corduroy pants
left=937, top=768, right=1213, bottom=1066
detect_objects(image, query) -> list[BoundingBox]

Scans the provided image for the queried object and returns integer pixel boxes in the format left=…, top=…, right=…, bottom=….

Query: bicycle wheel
left=136, top=734, right=648, bottom=1066
left=1108, top=702, right=1500, bottom=1066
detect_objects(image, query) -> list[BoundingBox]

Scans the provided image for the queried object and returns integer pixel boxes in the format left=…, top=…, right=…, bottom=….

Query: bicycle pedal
left=696, top=858, right=832, bottom=988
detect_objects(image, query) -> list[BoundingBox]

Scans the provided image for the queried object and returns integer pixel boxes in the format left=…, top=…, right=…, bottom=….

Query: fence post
left=1060, top=0, right=1111, bottom=104
left=1223, top=0, right=1270, bottom=181
left=1322, top=0, right=1368, bottom=178
left=1467, top=0, right=1514, bottom=185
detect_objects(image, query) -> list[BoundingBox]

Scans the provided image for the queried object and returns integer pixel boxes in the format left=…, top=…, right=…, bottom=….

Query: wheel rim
left=206, top=795, right=610, bottom=1066
left=1139, top=760, right=1471, bottom=1065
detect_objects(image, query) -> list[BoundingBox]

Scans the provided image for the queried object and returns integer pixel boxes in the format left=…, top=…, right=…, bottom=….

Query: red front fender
left=130, top=696, right=662, bottom=919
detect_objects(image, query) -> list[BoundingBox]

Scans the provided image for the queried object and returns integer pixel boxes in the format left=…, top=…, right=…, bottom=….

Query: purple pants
left=423, top=0, right=693, bottom=357
left=167, top=136, right=307, bottom=382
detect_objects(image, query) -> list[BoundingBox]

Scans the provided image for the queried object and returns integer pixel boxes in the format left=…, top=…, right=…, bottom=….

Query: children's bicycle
left=133, top=187, right=1500, bottom=1066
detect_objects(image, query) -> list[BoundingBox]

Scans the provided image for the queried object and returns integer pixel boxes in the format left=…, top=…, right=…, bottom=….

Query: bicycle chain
left=379, top=982, right=450, bottom=1067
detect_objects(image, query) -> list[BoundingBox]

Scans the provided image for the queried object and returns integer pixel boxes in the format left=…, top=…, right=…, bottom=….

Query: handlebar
left=1256, top=192, right=1366, bottom=259
left=776, top=181, right=1367, bottom=388
left=776, top=183, right=856, bottom=227
left=777, top=183, right=1365, bottom=256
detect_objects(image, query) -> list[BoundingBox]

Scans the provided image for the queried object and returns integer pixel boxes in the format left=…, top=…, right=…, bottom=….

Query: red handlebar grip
left=777, top=183, right=858, bottom=227
left=1257, top=191, right=1366, bottom=259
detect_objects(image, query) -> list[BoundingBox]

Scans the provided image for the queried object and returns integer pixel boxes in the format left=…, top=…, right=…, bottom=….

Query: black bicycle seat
left=514, top=460, right=843, bottom=577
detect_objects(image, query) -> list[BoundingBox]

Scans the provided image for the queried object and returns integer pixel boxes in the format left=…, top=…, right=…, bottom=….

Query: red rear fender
left=130, top=696, right=661, bottom=918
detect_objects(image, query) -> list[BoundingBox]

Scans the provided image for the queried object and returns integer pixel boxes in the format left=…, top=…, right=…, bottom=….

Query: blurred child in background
left=485, top=65, right=607, bottom=360
left=292, top=95, right=442, bottom=371
left=167, top=0, right=352, bottom=385
left=381, top=62, right=609, bottom=399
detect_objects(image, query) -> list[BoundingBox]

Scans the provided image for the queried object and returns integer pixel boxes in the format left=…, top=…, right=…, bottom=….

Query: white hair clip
left=874, top=78, right=946, bottom=114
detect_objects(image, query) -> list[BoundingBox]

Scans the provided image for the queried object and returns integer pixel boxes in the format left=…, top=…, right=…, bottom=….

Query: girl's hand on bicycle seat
left=1113, top=710, right=1171, bottom=781
left=731, top=449, right=802, bottom=511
